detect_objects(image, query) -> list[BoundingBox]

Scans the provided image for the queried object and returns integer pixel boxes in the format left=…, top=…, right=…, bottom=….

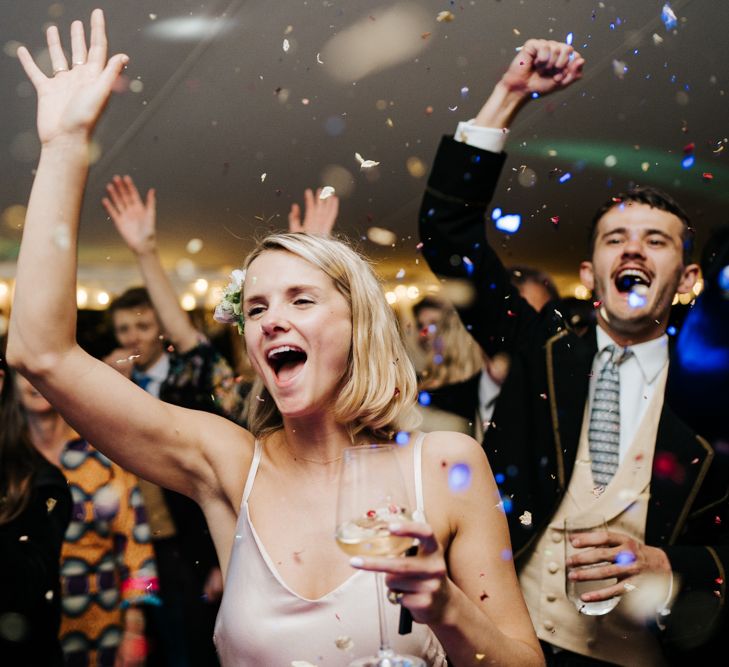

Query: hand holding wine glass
left=335, top=444, right=426, bottom=667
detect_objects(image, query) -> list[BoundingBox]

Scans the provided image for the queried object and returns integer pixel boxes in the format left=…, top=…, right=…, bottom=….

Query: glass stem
left=375, top=572, right=394, bottom=657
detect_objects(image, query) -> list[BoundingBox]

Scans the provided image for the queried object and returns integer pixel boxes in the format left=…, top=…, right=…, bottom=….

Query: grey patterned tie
left=589, top=345, right=632, bottom=486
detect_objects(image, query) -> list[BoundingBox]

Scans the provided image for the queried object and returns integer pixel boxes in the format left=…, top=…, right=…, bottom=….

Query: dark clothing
left=419, top=136, right=729, bottom=660
left=0, top=457, right=71, bottom=667
left=425, top=372, right=481, bottom=421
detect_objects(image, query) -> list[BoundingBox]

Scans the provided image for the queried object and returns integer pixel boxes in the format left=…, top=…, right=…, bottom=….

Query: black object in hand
left=398, top=545, right=418, bottom=634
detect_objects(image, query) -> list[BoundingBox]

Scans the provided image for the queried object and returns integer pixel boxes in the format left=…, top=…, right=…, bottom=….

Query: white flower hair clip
left=214, top=269, right=245, bottom=334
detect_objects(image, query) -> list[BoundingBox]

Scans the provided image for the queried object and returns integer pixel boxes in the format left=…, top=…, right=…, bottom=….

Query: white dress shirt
left=591, top=327, right=669, bottom=462
left=136, top=352, right=170, bottom=399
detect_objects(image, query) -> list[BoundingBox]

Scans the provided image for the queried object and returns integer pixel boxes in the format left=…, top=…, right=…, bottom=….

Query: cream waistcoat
left=519, top=364, right=670, bottom=666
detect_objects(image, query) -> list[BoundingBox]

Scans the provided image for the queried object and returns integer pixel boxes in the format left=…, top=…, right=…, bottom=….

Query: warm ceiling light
left=76, top=288, right=88, bottom=308
left=96, top=291, right=110, bottom=306
left=181, top=293, right=196, bottom=311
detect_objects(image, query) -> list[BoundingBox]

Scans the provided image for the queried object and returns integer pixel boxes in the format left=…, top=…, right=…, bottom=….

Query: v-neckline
left=244, top=502, right=366, bottom=603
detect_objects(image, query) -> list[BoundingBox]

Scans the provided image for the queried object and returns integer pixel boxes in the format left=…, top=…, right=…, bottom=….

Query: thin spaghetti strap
left=241, top=439, right=263, bottom=508
left=412, top=432, right=427, bottom=522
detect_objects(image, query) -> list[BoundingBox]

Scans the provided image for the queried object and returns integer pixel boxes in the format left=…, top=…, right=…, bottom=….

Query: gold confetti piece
left=355, top=152, right=380, bottom=169
left=475, top=654, right=485, bottom=661
left=519, top=511, right=532, bottom=526
left=436, top=10, right=455, bottom=22
left=386, top=117, right=394, bottom=128
left=260, top=173, right=267, bottom=182
left=19, top=535, right=29, bottom=542
left=45, top=590, right=54, bottom=600
left=334, top=636, right=354, bottom=651
left=46, top=498, right=57, bottom=513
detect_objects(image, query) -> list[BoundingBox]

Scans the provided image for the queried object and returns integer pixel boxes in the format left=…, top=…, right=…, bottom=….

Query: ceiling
left=1, top=0, right=727, bottom=301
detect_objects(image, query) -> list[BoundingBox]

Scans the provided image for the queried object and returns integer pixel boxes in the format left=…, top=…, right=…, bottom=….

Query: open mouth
left=614, top=268, right=651, bottom=294
left=267, top=345, right=308, bottom=383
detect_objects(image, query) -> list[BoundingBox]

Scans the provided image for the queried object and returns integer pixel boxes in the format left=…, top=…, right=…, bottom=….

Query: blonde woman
left=8, top=11, right=544, bottom=666
left=412, top=298, right=484, bottom=436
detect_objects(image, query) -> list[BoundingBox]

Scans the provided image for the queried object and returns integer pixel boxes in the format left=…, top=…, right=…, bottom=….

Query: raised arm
left=419, top=40, right=584, bottom=357
left=102, top=175, right=200, bottom=354
left=7, top=10, right=242, bottom=502
left=288, top=187, right=339, bottom=235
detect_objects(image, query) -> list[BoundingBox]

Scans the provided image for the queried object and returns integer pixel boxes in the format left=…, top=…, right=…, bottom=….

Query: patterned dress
left=58, top=438, right=158, bottom=667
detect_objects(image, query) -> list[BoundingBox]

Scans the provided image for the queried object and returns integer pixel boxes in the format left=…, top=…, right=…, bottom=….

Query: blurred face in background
left=15, top=373, right=53, bottom=415
left=111, top=306, right=165, bottom=370
left=415, top=306, right=442, bottom=353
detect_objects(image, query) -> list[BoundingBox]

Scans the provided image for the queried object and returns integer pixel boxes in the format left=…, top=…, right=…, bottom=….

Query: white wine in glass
left=336, top=444, right=425, bottom=667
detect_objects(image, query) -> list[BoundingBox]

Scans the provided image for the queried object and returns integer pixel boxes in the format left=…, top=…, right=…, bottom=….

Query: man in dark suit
left=419, top=38, right=728, bottom=665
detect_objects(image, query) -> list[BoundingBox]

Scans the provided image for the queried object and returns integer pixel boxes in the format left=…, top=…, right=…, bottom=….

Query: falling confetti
left=418, top=391, right=432, bottom=407
left=448, top=463, right=472, bottom=492
left=395, top=431, right=410, bottom=445
left=335, top=636, right=354, bottom=651
left=612, top=59, right=628, bottom=79
left=616, top=550, right=637, bottom=566
left=436, top=11, right=455, bottom=22
left=395, top=268, right=405, bottom=279
left=319, top=186, right=336, bottom=200
left=116, top=354, right=140, bottom=365
left=355, top=152, right=380, bottom=169
left=282, top=39, right=290, bottom=52
left=186, top=238, right=203, bottom=254
left=661, top=3, right=678, bottom=30
left=519, top=511, right=532, bottom=526
left=367, top=226, right=397, bottom=246
left=260, top=173, right=267, bottom=182
left=652, top=33, right=664, bottom=45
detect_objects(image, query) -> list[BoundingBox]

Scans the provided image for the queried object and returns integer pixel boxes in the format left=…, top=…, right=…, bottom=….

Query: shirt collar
left=140, top=352, right=170, bottom=383
left=596, top=326, right=668, bottom=383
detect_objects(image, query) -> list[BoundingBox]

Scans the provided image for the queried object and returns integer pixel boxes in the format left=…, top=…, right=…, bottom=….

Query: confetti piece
left=559, top=172, right=573, bottom=184
left=355, top=152, right=380, bottom=169
left=44, top=590, right=54, bottom=600
left=260, top=173, right=267, bottom=182
left=448, top=463, right=472, bottom=492
left=319, top=186, right=336, bottom=200
left=46, top=498, right=57, bottom=513
left=652, top=33, right=664, bottom=45
left=425, top=105, right=434, bottom=115
left=335, top=636, right=354, bottom=651
left=282, top=39, right=290, bottom=52
left=418, top=391, right=432, bottom=407
left=116, top=354, right=140, bottom=365
left=395, top=431, right=410, bottom=445
left=367, top=226, right=397, bottom=246
left=495, top=213, right=521, bottom=234
left=550, top=216, right=560, bottom=225
left=661, top=3, right=678, bottom=30
left=386, top=118, right=394, bottom=128
left=519, top=511, right=532, bottom=526
left=186, top=238, right=203, bottom=254
left=53, top=225, right=70, bottom=250
left=612, top=59, right=628, bottom=79
left=436, top=11, right=455, bottom=22
left=19, top=535, right=29, bottom=542
left=702, top=172, right=714, bottom=181
left=616, top=550, right=637, bottom=566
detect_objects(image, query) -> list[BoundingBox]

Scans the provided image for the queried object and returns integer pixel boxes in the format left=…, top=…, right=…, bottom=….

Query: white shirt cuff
left=454, top=121, right=509, bottom=153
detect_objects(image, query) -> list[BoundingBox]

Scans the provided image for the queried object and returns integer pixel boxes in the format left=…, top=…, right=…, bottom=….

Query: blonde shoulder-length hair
left=241, top=233, right=420, bottom=441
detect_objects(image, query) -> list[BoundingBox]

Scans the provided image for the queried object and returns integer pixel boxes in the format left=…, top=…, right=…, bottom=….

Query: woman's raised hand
left=17, top=8, right=128, bottom=146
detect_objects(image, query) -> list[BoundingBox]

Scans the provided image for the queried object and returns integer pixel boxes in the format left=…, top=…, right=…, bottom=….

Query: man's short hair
left=108, top=287, right=153, bottom=319
left=589, top=186, right=694, bottom=264
left=411, top=296, right=445, bottom=320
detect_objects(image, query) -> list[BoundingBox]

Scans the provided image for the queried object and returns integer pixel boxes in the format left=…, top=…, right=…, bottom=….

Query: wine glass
left=564, top=514, right=620, bottom=616
left=335, top=444, right=426, bottom=667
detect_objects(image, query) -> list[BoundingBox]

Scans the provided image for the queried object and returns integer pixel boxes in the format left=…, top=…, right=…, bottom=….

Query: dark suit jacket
left=419, top=136, right=729, bottom=659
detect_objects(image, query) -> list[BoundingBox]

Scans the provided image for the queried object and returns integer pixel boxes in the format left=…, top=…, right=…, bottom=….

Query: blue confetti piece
left=460, top=86, right=469, bottom=98
left=501, top=497, right=513, bottom=514
left=494, top=473, right=506, bottom=484
left=418, top=391, right=431, bottom=407
left=559, top=172, right=573, bottom=184
left=395, top=431, right=410, bottom=445
left=495, top=214, right=521, bottom=234
left=448, top=463, right=472, bottom=492
left=661, top=3, right=678, bottom=30
left=667, top=325, right=677, bottom=336
left=681, top=155, right=695, bottom=169
left=433, top=353, right=444, bottom=365
left=615, top=550, right=636, bottom=566
left=491, top=207, right=503, bottom=221
left=463, top=256, right=474, bottom=276
left=566, top=31, right=574, bottom=45
left=531, top=92, right=540, bottom=99
left=719, top=265, right=729, bottom=291
left=628, top=290, right=647, bottom=308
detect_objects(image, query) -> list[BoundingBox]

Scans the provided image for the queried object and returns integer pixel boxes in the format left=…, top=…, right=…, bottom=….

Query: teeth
left=267, top=345, right=303, bottom=359
left=617, top=268, right=650, bottom=283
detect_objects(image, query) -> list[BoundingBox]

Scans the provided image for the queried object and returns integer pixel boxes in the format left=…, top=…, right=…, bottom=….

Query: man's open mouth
left=614, top=268, right=651, bottom=293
